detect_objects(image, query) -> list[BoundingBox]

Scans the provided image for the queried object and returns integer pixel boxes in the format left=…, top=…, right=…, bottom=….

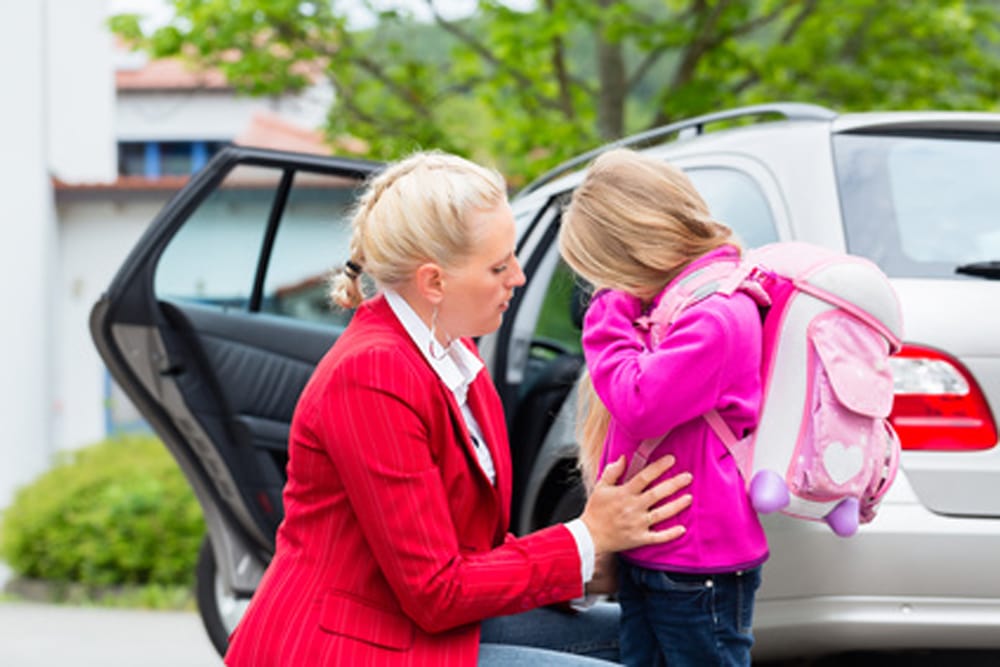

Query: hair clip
left=344, top=260, right=362, bottom=279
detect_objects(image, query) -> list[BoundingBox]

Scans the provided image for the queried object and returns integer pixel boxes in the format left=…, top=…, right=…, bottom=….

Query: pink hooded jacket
left=582, top=245, right=769, bottom=573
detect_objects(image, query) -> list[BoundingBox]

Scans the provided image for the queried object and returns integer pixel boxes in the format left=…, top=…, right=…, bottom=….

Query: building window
left=118, top=140, right=228, bottom=178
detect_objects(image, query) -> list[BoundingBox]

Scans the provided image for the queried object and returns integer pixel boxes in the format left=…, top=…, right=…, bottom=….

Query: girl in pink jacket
left=559, top=148, right=768, bottom=667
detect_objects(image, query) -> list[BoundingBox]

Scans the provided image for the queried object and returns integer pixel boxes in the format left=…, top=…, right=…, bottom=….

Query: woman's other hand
left=579, top=455, right=692, bottom=554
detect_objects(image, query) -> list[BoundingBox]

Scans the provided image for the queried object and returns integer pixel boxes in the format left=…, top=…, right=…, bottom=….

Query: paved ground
left=0, top=601, right=222, bottom=667
left=1, top=558, right=996, bottom=667
left=2, top=597, right=999, bottom=667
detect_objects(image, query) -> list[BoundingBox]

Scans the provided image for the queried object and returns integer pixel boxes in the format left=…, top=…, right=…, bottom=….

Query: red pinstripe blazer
left=224, top=295, right=583, bottom=667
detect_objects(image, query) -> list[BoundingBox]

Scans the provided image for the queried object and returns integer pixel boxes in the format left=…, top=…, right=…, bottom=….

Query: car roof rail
left=519, top=102, right=836, bottom=195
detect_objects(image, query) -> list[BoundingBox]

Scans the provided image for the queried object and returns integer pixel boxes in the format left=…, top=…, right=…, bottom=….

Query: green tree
left=111, top=0, right=1000, bottom=185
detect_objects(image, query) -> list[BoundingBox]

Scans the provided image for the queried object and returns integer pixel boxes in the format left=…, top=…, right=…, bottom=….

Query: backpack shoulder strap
left=625, top=410, right=753, bottom=482
left=635, top=259, right=748, bottom=334
left=704, top=409, right=753, bottom=481
left=628, top=256, right=766, bottom=483
left=624, top=435, right=662, bottom=481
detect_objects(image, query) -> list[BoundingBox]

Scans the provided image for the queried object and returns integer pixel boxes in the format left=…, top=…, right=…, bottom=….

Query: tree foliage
left=110, top=0, right=1000, bottom=185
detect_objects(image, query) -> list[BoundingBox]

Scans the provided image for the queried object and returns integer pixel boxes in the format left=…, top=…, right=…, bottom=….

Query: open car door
left=90, top=146, right=381, bottom=653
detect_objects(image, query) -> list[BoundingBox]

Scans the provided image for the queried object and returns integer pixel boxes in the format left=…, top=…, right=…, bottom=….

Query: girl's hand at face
left=579, top=455, right=693, bottom=555
left=585, top=289, right=645, bottom=325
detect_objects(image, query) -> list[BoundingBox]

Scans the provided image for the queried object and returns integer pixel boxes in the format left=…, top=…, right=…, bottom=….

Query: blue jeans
left=617, top=559, right=761, bottom=667
left=478, top=601, right=621, bottom=665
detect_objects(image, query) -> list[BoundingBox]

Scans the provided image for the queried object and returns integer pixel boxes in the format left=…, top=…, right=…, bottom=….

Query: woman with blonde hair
left=224, top=150, right=694, bottom=667
left=559, top=148, right=769, bottom=667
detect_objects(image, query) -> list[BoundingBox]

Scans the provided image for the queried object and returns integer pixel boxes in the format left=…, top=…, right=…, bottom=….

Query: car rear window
left=834, top=132, right=1000, bottom=278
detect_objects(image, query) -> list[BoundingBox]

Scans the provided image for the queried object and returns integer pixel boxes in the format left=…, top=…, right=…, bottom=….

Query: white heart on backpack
left=822, top=441, right=864, bottom=485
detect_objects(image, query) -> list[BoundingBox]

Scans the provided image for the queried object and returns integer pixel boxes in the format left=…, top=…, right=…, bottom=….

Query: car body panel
left=889, top=279, right=1000, bottom=515
left=651, top=122, right=850, bottom=249
left=832, top=111, right=1000, bottom=134
left=753, top=489, right=1000, bottom=659
left=893, top=279, right=1000, bottom=359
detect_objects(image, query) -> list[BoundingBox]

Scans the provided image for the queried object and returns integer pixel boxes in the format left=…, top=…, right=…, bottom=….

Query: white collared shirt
left=382, top=289, right=595, bottom=587
left=384, top=289, right=496, bottom=484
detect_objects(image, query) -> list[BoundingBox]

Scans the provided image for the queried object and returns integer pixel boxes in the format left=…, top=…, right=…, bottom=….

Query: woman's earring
left=428, top=306, right=450, bottom=361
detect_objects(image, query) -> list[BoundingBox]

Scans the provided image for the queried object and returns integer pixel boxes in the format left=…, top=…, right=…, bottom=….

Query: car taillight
left=889, top=344, right=998, bottom=451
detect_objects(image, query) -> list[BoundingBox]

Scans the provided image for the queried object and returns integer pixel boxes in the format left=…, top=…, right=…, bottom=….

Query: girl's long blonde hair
left=558, top=148, right=736, bottom=487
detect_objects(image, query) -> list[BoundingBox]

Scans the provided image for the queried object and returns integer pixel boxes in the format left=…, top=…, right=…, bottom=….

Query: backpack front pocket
left=791, top=311, right=895, bottom=501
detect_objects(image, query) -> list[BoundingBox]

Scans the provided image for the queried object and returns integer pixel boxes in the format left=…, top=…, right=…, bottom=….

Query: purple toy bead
left=825, top=497, right=860, bottom=537
left=750, top=470, right=790, bottom=514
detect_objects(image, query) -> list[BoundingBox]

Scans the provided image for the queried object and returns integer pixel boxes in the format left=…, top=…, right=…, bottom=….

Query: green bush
left=1, top=434, right=204, bottom=587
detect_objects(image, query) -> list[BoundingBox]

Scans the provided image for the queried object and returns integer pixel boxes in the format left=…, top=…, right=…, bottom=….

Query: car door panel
left=157, top=300, right=339, bottom=535
left=91, top=146, right=380, bottom=554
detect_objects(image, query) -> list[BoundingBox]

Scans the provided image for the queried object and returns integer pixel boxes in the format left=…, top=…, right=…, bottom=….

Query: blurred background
left=2, top=0, right=337, bottom=518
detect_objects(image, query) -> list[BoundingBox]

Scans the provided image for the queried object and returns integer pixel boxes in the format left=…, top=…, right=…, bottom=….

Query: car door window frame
left=671, top=154, right=792, bottom=245
left=249, top=169, right=296, bottom=313
left=147, top=149, right=378, bottom=323
left=486, top=196, right=565, bottom=416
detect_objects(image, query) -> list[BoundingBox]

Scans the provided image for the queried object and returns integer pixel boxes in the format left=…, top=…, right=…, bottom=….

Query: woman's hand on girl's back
left=579, top=455, right=692, bottom=554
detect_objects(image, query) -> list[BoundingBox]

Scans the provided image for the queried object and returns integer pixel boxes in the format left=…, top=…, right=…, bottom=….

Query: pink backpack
left=630, top=242, right=903, bottom=537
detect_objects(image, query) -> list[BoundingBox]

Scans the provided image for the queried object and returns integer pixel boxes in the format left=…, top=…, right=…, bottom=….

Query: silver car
left=91, top=103, right=1000, bottom=661
left=499, top=103, right=1000, bottom=661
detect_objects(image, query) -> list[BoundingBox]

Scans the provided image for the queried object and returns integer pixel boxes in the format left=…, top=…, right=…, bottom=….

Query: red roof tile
left=52, top=174, right=190, bottom=191
left=116, top=56, right=231, bottom=91
left=234, top=111, right=331, bottom=155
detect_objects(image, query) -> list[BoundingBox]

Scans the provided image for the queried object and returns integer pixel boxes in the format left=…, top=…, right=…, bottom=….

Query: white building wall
left=54, top=194, right=168, bottom=453
left=46, top=0, right=117, bottom=183
left=116, top=85, right=333, bottom=142
left=117, top=92, right=271, bottom=141
left=1, top=0, right=331, bottom=509
left=0, top=3, right=57, bottom=508
left=0, top=0, right=118, bottom=507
